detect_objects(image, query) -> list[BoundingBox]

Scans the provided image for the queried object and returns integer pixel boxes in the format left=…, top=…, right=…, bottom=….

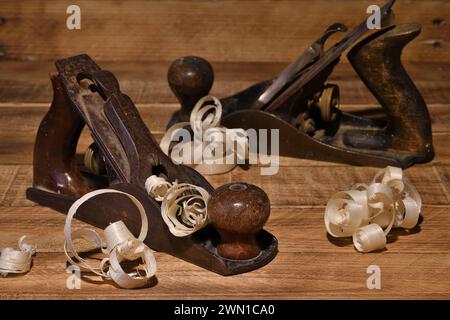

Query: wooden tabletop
left=0, top=58, right=448, bottom=299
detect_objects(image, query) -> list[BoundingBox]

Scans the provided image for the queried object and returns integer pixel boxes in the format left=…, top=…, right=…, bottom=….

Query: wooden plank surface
left=0, top=0, right=448, bottom=63
left=1, top=163, right=449, bottom=208
left=1, top=61, right=449, bottom=104
left=0, top=58, right=449, bottom=299
left=0, top=206, right=449, bottom=299
left=0, top=103, right=449, bottom=166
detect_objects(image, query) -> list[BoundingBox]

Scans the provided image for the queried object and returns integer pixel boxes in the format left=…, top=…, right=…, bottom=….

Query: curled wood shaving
left=64, top=189, right=157, bottom=289
left=160, top=95, right=247, bottom=175
left=325, top=166, right=421, bottom=253
left=0, top=236, right=36, bottom=277
left=145, top=175, right=210, bottom=237
left=145, top=175, right=172, bottom=201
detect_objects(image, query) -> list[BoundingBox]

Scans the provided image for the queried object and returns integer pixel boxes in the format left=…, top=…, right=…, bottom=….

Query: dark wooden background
left=0, top=0, right=448, bottom=63
left=0, top=0, right=449, bottom=299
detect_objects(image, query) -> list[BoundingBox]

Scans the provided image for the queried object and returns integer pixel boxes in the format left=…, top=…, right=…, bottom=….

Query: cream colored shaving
left=64, top=189, right=157, bottom=289
left=145, top=175, right=210, bottom=237
left=160, top=95, right=248, bottom=175
left=0, top=236, right=36, bottom=276
left=325, top=166, right=421, bottom=253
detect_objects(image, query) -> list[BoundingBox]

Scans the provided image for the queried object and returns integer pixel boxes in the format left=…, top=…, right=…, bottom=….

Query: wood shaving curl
left=0, top=236, right=36, bottom=276
left=64, top=189, right=157, bottom=289
left=160, top=96, right=247, bottom=175
left=325, top=166, right=421, bottom=253
left=145, top=175, right=210, bottom=237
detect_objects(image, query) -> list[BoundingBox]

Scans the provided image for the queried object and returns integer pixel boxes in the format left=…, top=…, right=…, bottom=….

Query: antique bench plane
left=26, top=54, right=277, bottom=275
left=166, top=0, right=434, bottom=168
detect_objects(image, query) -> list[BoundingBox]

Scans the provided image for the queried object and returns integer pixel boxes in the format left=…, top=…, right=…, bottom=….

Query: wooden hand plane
left=166, top=0, right=434, bottom=168
left=26, top=54, right=277, bottom=275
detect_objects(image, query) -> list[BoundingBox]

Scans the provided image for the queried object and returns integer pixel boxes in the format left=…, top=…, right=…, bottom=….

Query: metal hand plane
left=26, top=54, right=277, bottom=275
left=166, top=0, right=434, bottom=168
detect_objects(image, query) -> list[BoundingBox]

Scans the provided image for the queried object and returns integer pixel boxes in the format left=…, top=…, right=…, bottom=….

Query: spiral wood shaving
left=64, top=189, right=157, bottom=289
left=145, top=175, right=210, bottom=237
left=325, top=166, right=421, bottom=252
left=160, top=96, right=248, bottom=175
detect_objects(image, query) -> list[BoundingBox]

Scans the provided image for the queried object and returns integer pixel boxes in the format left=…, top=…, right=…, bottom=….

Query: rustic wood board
left=0, top=0, right=448, bottom=63
left=0, top=57, right=449, bottom=299
left=0, top=103, right=449, bottom=166
left=0, top=61, right=449, bottom=104
left=0, top=206, right=449, bottom=299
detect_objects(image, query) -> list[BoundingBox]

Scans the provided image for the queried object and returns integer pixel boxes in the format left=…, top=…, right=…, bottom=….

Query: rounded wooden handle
left=167, top=56, right=214, bottom=118
left=207, top=183, right=270, bottom=260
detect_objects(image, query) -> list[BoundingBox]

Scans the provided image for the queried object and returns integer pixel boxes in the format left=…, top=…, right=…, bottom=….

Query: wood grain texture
left=1, top=251, right=448, bottom=299
left=434, top=166, right=450, bottom=203
left=231, top=165, right=450, bottom=206
left=0, top=120, right=449, bottom=298
left=0, top=206, right=449, bottom=299
left=0, top=102, right=449, bottom=166
left=1, top=132, right=449, bottom=168
left=0, top=166, right=18, bottom=204
left=2, top=162, right=449, bottom=208
left=0, top=0, right=448, bottom=63
left=0, top=16, right=448, bottom=298
left=1, top=61, right=449, bottom=104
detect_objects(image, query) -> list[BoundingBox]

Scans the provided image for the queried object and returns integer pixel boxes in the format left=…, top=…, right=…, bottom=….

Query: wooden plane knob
left=208, top=183, right=270, bottom=260
left=167, top=56, right=214, bottom=119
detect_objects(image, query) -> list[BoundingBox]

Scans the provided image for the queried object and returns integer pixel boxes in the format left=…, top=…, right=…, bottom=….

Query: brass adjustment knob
left=84, top=143, right=106, bottom=175
left=207, top=183, right=270, bottom=260
left=316, top=84, right=340, bottom=122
